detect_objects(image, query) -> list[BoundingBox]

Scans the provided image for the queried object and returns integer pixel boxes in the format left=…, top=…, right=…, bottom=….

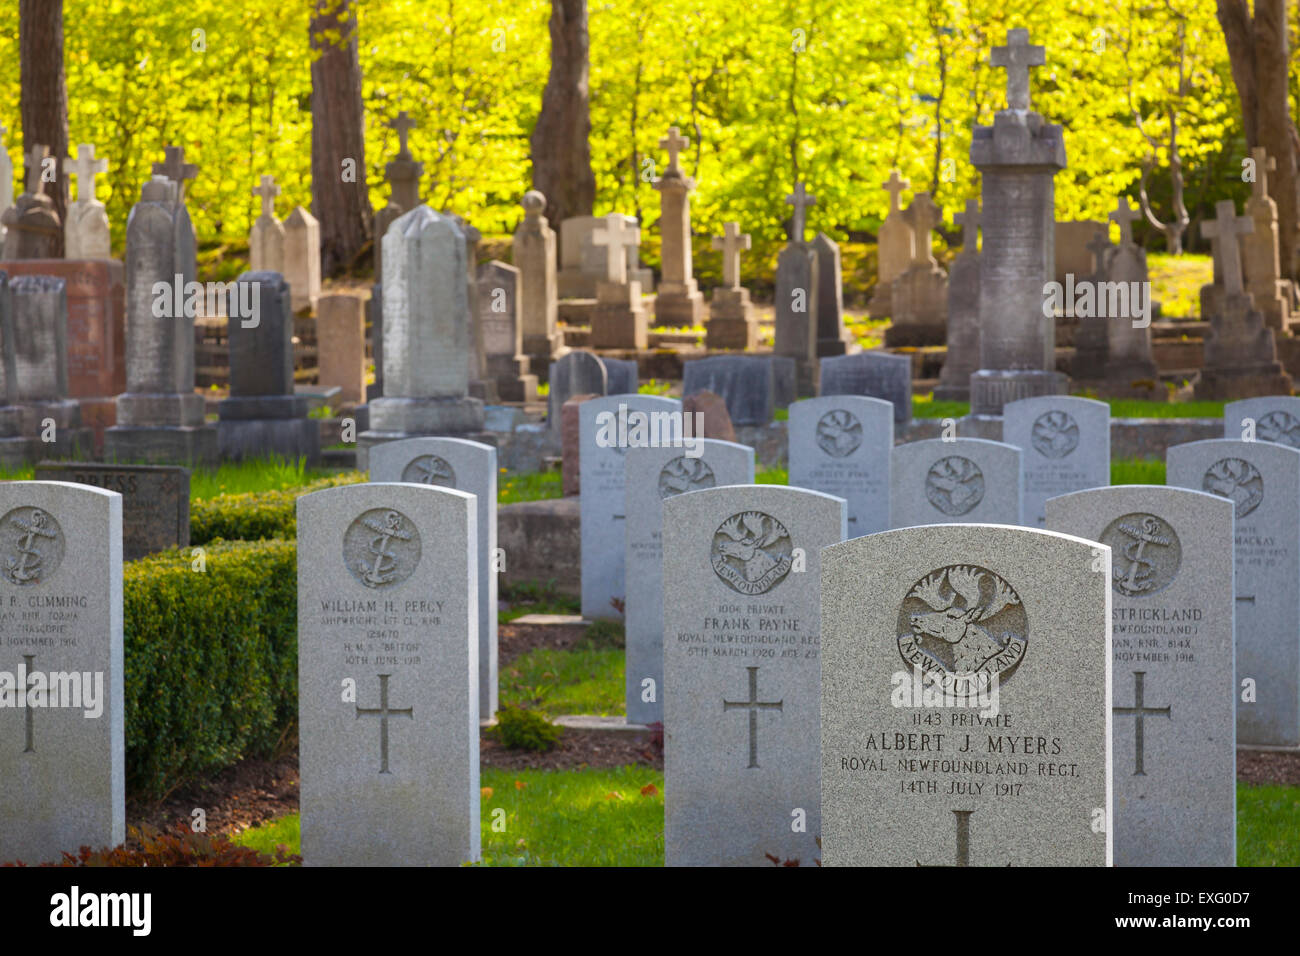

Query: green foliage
left=913, top=396, right=970, bottom=419
left=1149, top=253, right=1213, bottom=320
left=1111, top=459, right=1165, bottom=485
left=499, top=579, right=581, bottom=622
left=501, top=644, right=624, bottom=717
left=124, top=540, right=298, bottom=797
left=189, top=458, right=334, bottom=500
left=487, top=704, right=564, bottom=752
left=755, top=466, right=788, bottom=484
left=7, top=824, right=300, bottom=868
left=638, top=379, right=673, bottom=396
left=584, top=618, right=625, bottom=650
left=1107, top=399, right=1224, bottom=417
left=498, top=470, right=563, bottom=504
left=190, top=471, right=365, bottom=544
left=1238, top=784, right=1300, bottom=866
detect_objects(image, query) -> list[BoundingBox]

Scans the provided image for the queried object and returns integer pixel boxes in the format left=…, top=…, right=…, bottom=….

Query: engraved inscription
left=2, top=507, right=65, bottom=586
left=401, top=454, right=456, bottom=487
left=658, top=456, right=716, bottom=499
left=816, top=409, right=863, bottom=458
left=711, top=512, right=794, bottom=595
left=343, top=509, right=422, bottom=589
left=1030, top=410, right=1079, bottom=459
left=1100, top=513, right=1182, bottom=597
left=1202, top=458, right=1263, bottom=518
left=925, top=457, right=984, bottom=516
left=1257, top=410, right=1300, bottom=448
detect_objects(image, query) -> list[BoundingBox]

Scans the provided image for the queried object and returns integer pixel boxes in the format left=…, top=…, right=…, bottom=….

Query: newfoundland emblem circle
left=1099, top=513, right=1181, bottom=597
left=1, top=507, right=65, bottom=586
left=925, top=456, right=984, bottom=515
left=401, top=454, right=456, bottom=487
left=344, top=508, right=422, bottom=589
left=816, top=409, right=862, bottom=458
left=898, top=566, right=1026, bottom=693
left=658, top=456, right=716, bottom=498
left=1257, top=410, right=1300, bottom=448
left=1202, top=457, right=1263, bottom=519
left=1030, top=410, right=1079, bottom=458
left=711, top=511, right=793, bottom=595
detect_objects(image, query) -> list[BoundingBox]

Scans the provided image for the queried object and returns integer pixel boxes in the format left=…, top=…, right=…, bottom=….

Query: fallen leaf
left=606, top=791, right=624, bottom=800
left=514, top=780, right=526, bottom=790
left=480, top=787, right=493, bottom=798
left=640, top=783, right=659, bottom=797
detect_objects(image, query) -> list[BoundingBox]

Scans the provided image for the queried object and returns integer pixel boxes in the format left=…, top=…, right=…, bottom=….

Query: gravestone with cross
left=1193, top=200, right=1293, bottom=399
left=624, top=439, right=754, bottom=725
left=775, top=183, right=820, bottom=395
left=0, top=124, right=12, bottom=237
left=0, top=481, right=123, bottom=865
left=968, top=28, right=1068, bottom=416
left=0, top=144, right=61, bottom=260
left=579, top=393, right=682, bottom=620
left=788, top=395, right=892, bottom=538
left=63, top=144, right=111, bottom=260
left=512, top=190, right=564, bottom=374
left=1102, top=197, right=1160, bottom=385
left=588, top=213, right=648, bottom=349
left=936, top=200, right=982, bottom=401
left=663, top=483, right=845, bottom=866
left=369, top=437, right=498, bottom=719
left=890, top=437, right=1022, bottom=528
left=249, top=174, right=285, bottom=274
left=1002, top=395, right=1109, bottom=528
left=820, top=523, right=1111, bottom=866
left=868, top=169, right=916, bottom=319
left=1169, top=438, right=1300, bottom=747
left=1241, top=147, right=1294, bottom=331
left=706, top=221, right=758, bottom=349
left=1047, top=484, right=1235, bottom=865
left=373, top=111, right=424, bottom=281
left=297, top=481, right=480, bottom=866
left=653, top=127, right=705, bottom=328
left=886, top=191, right=948, bottom=347
left=557, top=215, right=655, bottom=299
left=151, top=145, right=198, bottom=202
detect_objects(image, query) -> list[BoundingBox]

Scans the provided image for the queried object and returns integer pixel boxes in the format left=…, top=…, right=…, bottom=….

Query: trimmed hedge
left=190, top=471, right=365, bottom=545
left=125, top=539, right=298, bottom=797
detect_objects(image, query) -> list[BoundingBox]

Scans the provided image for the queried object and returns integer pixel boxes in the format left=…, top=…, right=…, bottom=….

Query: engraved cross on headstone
left=1249, top=146, right=1275, bottom=204
left=659, top=126, right=689, bottom=173
left=252, top=174, right=280, bottom=219
left=1113, top=670, right=1170, bottom=776
left=355, top=673, right=414, bottom=774
left=20, top=654, right=36, bottom=753
left=917, top=809, right=974, bottom=866
left=722, top=665, right=783, bottom=769
left=590, top=213, right=639, bottom=284
left=387, top=111, right=417, bottom=159
left=1201, top=199, right=1254, bottom=297
left=65, top=144, right=108, bottom=203
left=883, top=170, right=909, bottom=215
left=990, top=28, right=1045, bottom=112
left=711, top=221, right=751, bottom=289
left=907, top=192, right=942, bottom=264
left=786, top=182, right=816, bottom=244
left=152, top=146, right=198, bottom=202
left=954, top=199, right=980, bottom=252
left=24, top=144, right=49, bottom=196
left=1109, top=196, right=1141, bottom=248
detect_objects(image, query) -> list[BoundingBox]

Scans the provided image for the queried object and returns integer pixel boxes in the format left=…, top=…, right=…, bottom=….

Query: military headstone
left=891, top=438, right=1022, bottom=528
left=788, top=395, right=892, bottom=537
left=1002, top=395, right=1110, bottom=528
left=1224, top=397, right=1300, bottom=449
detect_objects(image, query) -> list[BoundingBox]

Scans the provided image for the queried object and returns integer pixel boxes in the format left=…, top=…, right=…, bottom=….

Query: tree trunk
left=310, top=0, right=372, bottom=277
left=531, top=0, right=595, bottom=243
left=1217, top=0, right=1298, bottom=280
left=19, top=0, right=68, bottom=257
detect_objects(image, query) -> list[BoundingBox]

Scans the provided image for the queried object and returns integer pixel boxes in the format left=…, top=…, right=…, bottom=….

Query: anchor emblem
left=357, top=510, right=412, bottom=588
left=4, top=508, right=61, bottom=586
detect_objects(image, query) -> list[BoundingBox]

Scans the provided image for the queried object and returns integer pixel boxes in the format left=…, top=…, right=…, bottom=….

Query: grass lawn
left=1237, top=784, right=1300, bottom=866
left=498, top=469, right=563, bottom=504
left=500, top=644, right=625, bottom=717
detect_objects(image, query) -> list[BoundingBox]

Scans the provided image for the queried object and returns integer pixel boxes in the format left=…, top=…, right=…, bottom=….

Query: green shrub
left=125, top=539, right=298, bottom=797
left=487, top=705, right=563, bottom=753
left=190, top=471, right=365, bottom=544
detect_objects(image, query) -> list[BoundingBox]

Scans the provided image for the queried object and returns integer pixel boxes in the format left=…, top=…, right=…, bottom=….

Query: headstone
left=512, top=191, right=564, bottom=375
left=624, top=440, right=755, bottom=724
left=367, top=282, right=383, bottom=401
left=819, top=351, right=912, bottom=426
left=369, top=437, right=498, bottom=719
left=1168, top=438, right=1300, bottom=746
left=104, top=175, right=215, bottom=465
left=774, top=183, right=819, bottom=395
left=316, top=293, right=367, bottom=405
left=707, top=222, right=757, bottom=349
left=820, top=524, right=1112, bottom=865
left=884, top=192, right=948, bottom=347
left=588, top=213, right=648, bottom=349
left=560, top=393, right=598, bottom=496
left=1069, top=228, right=1114, bottom=380
left=217, top=272, right=319, bottom=462
left=682, top=355, right=777, bottom=426
left=63, top=144, right=111, bottom=260
left=1047, top=485, right=1235, bottom=866
left=1224, top=396, right=1300, bottom=449
left=0, top=124, right=12, bottom=244
left=890, top=437, right=1022, bottom=528
left=682, top=391, right=736, bottom=443
left=1002, top=395, right=1109, bottom=527
left=935, top=200, right=981, bottom=401
left=1242, top=147, right=1294, bottom=332
left=249, top=174, right=284, bottom=274
left=866, top=170, right=915, bottom=319
left=556, top=215, right=654, bottom=298
left=547, top=350, right=607, bottom=429
left=1054, top=219, right=1106, bottom=286
left=32, top=462, right=188, bottom=560
left=0, top=481, right=123, bottom=865
left=373, top=111, right=423, bottom=281
left=297, top=482, right=479, bottom=866
left=476, top=260, right=538, bottom=403
left=283, top=207, right=321, bottom=315
left=579, top=394, right=682, bottom=619
left=813, top=232, right=851, bottom=356
left=788, top=395, right=892, bottom=536
left=1194, top=199, right=1293, bottom=399
left=663, top=484, right=846, bottom=866
left=358, top=206, right=485, bottom=468
left=150, top=145, right=199, bottom=251
left=1102, top=197, right=1158, bottom=385
left=968, top=29, right=1068, bottom=416
left=1, top=145, right=61, bottom=260
left=653, top=127, right=705, bottom=328
left=599, top=357, right=638, bottom=396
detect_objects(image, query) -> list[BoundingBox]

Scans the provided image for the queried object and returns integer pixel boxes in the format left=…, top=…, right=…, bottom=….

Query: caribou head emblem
left=906, top=565, right=1021, bottom=673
